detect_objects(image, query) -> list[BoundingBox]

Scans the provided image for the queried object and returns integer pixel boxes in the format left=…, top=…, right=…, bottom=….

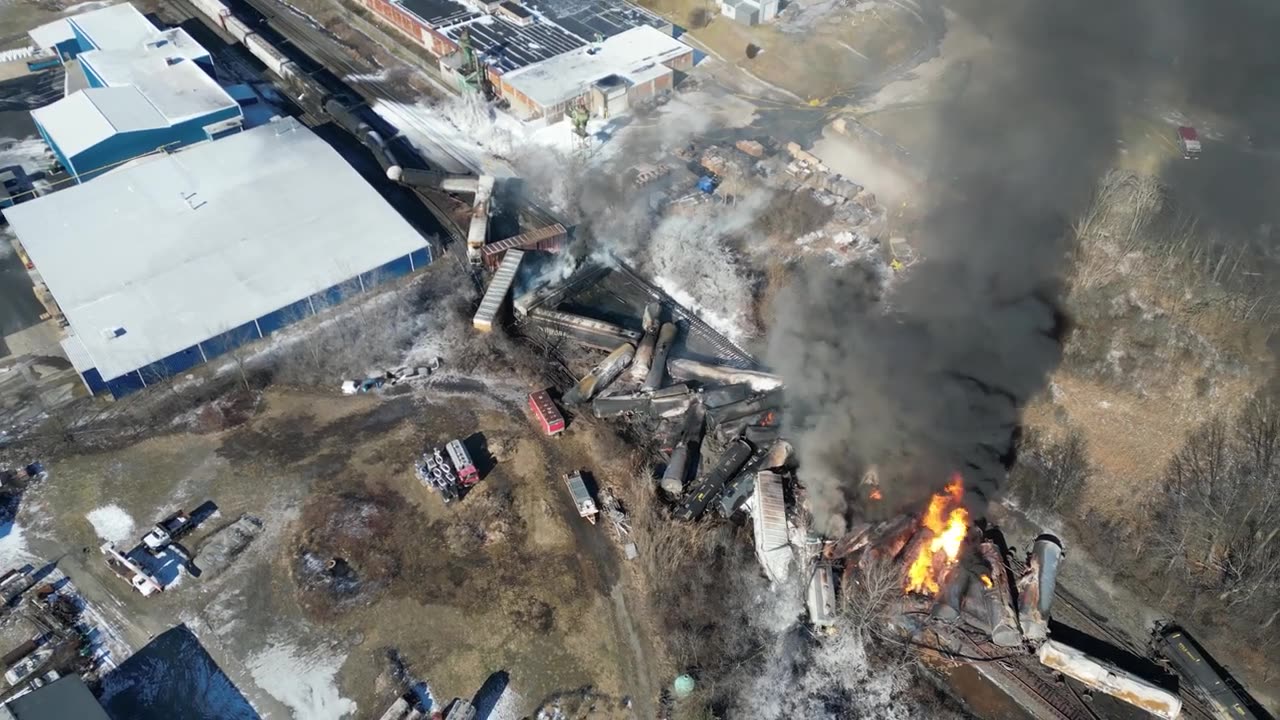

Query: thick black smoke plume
left=770, top=0, right=1167, bottom=529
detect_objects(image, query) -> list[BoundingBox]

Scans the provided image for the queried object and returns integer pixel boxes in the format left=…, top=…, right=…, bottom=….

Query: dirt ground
left=10, top=376, right=665, bottom=719
left=639, top=0, right=934, bottom=102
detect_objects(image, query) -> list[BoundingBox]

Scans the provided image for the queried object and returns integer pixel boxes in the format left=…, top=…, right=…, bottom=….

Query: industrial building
left=4, top=117, right=431, bottom=398
left=497, top=25, right=693, bottom=121
left=359, top=0, right=685, bottom=119
left=718, top=0, right=779, bottom=25
left=27, top=3, right=241, bottom=182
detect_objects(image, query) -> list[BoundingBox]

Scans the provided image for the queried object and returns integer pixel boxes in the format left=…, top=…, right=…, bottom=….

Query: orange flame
left=869, top=488, right=883, bottom=501
left=979, top=574, right=994, bottom=589
left=904, top=475, right=969, bottom=596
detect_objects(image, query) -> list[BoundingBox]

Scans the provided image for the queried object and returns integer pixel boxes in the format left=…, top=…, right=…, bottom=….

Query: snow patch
left=0, top=137, right=54, bottom=175
left=61, top=0, right=111, bottom=12
left=86, top=505, right=136, bottom=544
left=248, top=643, right=356, bottom=720
left=0, top=522, right=32, bottom=568
left=345, top=70, right=390, bottom=83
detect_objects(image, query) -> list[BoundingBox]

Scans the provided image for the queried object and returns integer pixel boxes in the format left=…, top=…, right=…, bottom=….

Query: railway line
left=610, top=261, right=758, bottom=369
left=1005, top=555, right=1223, bottom=720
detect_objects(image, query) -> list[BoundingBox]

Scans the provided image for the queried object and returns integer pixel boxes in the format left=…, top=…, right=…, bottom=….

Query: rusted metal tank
left=1038, top=640, right=1182, bottom=720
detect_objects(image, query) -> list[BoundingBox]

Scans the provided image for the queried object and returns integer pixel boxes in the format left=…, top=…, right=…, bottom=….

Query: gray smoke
left=770, top=0, right=1180, bottom=529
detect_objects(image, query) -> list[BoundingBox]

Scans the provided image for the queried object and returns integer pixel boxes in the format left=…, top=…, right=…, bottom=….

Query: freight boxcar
left=1152, top=623, right=1261, bottom=720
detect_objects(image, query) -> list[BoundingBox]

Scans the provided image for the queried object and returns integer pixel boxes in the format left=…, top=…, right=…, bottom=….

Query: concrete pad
left=3, top=319, right=64, bottom=358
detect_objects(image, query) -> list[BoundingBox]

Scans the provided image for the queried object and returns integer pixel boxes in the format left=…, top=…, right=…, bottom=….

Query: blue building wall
left=79, top=245, right=434, bottom=398
left=69, top=23, right=97, bottom=53
left=45, top=104, right=243, bottom=184
left=34, top=121, right=76, bottom=178
left=81, top=59, right=105, bottom=88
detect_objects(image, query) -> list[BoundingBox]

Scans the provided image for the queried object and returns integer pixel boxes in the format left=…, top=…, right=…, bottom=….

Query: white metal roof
left=31, top=87, right=168, bottom=158
left=79, top=47, right=235, bottom=123
left=4, top=117, right=428, bottom=381
left=29, top=18, right=75, bottom=50
left=68, top=3, right=164, bottom=51
left=752, top=471, right=793, bottom=585
left=501, top=25, right=688, bottom=108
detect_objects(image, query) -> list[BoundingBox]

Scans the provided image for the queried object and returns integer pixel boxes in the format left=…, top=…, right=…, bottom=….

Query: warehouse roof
left=442, top=16, right=586, bottom=73
left=5, top=117, right=427, bottom=381
left=69, top=2, right=165, bottom=50
left=28, top=18, right=75, bottom=50
left=80, top=48, right=233, bottom=122
left=500, top=25, right=687, bottom=107
left=524, top=0, right=670, bottom=41
left=396, top=0, right=475, bottom=26
left=31, top=86, right=169, bottom=158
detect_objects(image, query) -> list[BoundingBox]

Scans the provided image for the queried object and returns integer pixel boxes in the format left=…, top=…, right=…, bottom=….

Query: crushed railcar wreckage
left=466, top=246, right=1189, bottom=720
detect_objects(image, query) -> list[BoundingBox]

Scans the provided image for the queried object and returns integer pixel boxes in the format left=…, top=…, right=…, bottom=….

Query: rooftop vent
left=101, top=326, right=126, bottom=340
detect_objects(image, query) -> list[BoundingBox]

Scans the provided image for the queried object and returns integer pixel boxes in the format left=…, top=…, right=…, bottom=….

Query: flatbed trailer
left=564, top=471, right=598, bottom=524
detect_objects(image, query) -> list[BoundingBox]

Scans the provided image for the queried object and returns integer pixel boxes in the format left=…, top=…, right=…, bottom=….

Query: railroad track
left=1005, top=556, right=1222, bottom=720
left=611, top=261, right=758, bottom=369
left=950, top=629, right=1100, bottom=720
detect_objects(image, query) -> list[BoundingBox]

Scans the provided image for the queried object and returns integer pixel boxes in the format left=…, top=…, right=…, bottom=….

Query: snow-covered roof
left=501, top=25, right=688, bottom=108
left=752, top=471, right=793, bottom=585
left=4, top=117, right=428, bottom=381
left=29, top=18, right=75, bottom=50
left=31, top=87, right=168, bottom=158
left=68, top=3, right=164, bottom=51
left=79, top=46, right=233, bottom=123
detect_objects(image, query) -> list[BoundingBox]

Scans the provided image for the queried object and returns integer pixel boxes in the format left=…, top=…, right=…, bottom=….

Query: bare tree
left=1008, top=427, right=1091, bottom=514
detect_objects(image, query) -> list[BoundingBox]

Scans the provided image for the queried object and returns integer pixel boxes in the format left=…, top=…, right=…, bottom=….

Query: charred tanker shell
left=978, top=541, right=1023, bottom=647
left=630, top=303, right=662, bottom=380
left=701, top=383, right=754, bottom=409
left=661, top=444, right=690, bottom=497
left=743, top=424, right=782, bottom=446
left=564, top=343, right=635, bottom=405
left=643, top=323, right=677, bottom=391
left=708, top=389, right=785, bottom=426
left=666, top=358, right=784, bottom=391
left=592, top=392, right=650, bottom=418
left=527, top=309, right=643, bottom=350
left=650, top=384, right=695, bottom=418
left=1017, top=533, right=1064, bottom=642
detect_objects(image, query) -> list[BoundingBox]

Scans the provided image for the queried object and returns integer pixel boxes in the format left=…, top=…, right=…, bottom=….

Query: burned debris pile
left=465, top=245, right=1190, bottom=720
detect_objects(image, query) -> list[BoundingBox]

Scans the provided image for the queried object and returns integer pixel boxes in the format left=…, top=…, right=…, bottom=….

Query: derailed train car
left=1152, top=624, right=1264, bottom=720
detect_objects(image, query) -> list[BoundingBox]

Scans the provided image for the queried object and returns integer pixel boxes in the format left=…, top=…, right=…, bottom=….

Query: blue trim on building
left=199, top=320, right=261, bottom=360
left=105, top=372, right=146, bottom=397
left=81, top=368, right=107, bottom=395
left=140, top=344, right=204, bottom=381
left=309, top=278, right=363, bottom=312
left=96, top=247, right=431, bottom=398
left=409, top=247, right=431, bottom=270
left=34, top=120, right=76, bottom=180
left=80, top=58, right=105, bottom=88
left=59, top=104, right=244, bottom=183
left=256, top=297, right=314, bottom=336
left=69, top=23, right=98, bottom=53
